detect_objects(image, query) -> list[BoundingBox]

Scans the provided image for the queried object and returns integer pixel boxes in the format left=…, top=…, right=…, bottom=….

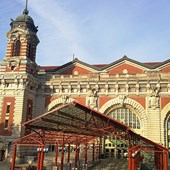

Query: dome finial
left=23, top=0, right=29, bottom=15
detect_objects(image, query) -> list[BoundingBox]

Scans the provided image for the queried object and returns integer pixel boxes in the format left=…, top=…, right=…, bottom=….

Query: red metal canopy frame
left=11, top=101, right=168, bottom=170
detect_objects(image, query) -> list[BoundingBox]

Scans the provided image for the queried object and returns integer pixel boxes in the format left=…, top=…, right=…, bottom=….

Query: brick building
left=0, top=6, right=170, bottom=161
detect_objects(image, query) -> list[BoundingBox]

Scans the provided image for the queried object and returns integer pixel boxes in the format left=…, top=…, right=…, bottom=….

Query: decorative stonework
left=7, top=58, right=20, bottom=71
left=86, top=88, right=98, bottom=110
left=44, top=97, right=74, bottom=112
left=148, top=85, right=160, bottom=109
left=0, top=138, right=7, bottom=150
left=61, top=95, right=70, bottom=104
left=118, top=95, right=126, bottom=107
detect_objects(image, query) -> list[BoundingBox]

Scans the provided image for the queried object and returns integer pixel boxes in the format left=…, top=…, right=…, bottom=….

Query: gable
left=59, top=65, right=92, bottom=75
left=107, top=63, right=145, bottom=74
left=159, top=65, right=170, bottom=73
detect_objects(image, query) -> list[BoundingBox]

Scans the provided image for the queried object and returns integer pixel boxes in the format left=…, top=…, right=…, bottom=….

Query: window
left=13, top=40, right=21, bottom=56
left=119, top=87, right=125, bottom=92
left=139, top=86, right=146, bottom=92
left=129, top=87, right=136, bottom=92
left=4, top=119, right=9, bottom=129
left=6, top=103, right=11, bottom=114
left=109, top=88, right=114, bottom=92
left=107, top=108, right=140, bottom=129
left=28, top=43, right=35, bottom=61
left=5, top=83, right=9, bottom=87
left=168, top=118, right=170, bottom=130
left=27, top=104, right=32, bottom=121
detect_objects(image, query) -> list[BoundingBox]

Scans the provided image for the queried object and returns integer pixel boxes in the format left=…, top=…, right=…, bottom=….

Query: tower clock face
left=8, top=59, right=20, bottom=71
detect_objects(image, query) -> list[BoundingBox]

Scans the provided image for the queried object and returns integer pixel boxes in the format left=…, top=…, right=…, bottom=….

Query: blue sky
left=1, top=0, right=170, bottom=66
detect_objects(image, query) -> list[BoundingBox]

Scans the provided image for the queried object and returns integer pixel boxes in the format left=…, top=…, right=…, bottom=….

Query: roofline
left=46, top=58, right=100, bottom=73
left=39, top=56, right=170, bottom=72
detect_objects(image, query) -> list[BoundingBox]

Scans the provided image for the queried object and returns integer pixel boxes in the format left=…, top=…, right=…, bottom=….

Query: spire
left=23, top=0, right=29, bottom=15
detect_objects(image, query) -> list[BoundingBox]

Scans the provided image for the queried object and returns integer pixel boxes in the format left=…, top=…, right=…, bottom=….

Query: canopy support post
left=163, top=150, right=168, bottom=170
left=92, top=143, right=95, bottom=163
left=98, top=137, right=101, bottom=160
left=37, top=146, right=41, bottom=170
left=11, top=144, right=17, bottom=170
left=85, top=143, right=88, bottom=165
left=74, top=144, right=78, bottom=169
left=54, top=143, right=58, bottom=167
left=39, top=145, right=45, bottom=170
left=60, top=136, right=65, bottom=170
left=67, top=144, right=70, bottom=163
left=128, top=146, right=132, bottom=170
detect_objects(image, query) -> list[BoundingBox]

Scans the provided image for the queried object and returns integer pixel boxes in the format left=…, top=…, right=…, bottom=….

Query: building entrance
left=105, top=136, right=127, bottom=158
left=105, top=148, right=114, bottom=157
left=105, top=107, right=141, bottom=158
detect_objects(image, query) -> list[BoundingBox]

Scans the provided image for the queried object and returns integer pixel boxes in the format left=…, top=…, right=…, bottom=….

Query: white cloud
left=1, top=0, right=170, bottom=65
left=20, top=0, right=91, bottom=65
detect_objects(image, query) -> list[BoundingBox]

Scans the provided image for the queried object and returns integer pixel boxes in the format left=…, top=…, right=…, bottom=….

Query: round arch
left=44, top=97, right=75, bottom=112
left=99, top=97, right=147, bottom=136
left=161, top=102, right=170, bottom=125
left=161, top=102, right=170, bottom=147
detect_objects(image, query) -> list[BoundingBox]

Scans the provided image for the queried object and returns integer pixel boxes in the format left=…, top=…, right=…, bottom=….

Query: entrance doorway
left=105, top=148, right=114, bottom=157
left=105, top=107, right=141, bottom=158
left=104, top=136, right=128, bottom=158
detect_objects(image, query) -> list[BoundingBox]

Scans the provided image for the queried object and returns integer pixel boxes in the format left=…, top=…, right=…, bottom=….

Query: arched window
left=28, top=43, right=35, bottom=61
left=107, top=108, right=140, bottom=129
left=13, top=40, right=21, bottom=56
left=167, top=117, right=170, bottom=149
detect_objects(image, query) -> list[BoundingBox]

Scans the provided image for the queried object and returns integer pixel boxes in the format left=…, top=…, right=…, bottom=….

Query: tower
left=1, top=4, right=39, bottom=74
left=0, top=2, right=40, bottom=161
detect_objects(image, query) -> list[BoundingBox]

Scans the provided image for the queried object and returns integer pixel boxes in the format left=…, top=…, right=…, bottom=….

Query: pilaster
left=12, top=92, right=25, bottom=138
left=146, top=95, right=161, bottom=143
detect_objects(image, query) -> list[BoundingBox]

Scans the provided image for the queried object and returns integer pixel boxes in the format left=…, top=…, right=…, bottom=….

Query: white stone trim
left=161, top=102, right=170, bottom=122
left=44, top=97, right=75, bottom=112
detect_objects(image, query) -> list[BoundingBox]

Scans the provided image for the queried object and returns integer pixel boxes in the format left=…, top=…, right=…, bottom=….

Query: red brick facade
left=0, top=97, right=15, bottom=136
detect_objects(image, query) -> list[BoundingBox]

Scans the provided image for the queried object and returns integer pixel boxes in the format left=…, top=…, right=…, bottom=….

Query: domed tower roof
left=15, top=9, right=34, bottom=25
left=10, top=7, right=38, bottom=33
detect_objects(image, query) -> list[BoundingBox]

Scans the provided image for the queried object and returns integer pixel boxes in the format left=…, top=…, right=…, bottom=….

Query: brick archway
left=99, top=97, right=147, bottom=136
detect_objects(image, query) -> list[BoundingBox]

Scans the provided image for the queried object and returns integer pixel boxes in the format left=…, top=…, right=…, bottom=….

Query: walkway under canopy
left=11, top=101, right=168, bottom=170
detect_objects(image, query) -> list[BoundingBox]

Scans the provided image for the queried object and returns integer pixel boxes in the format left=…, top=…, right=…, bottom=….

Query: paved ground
left=0, top=161, right=11, bottom=170
left=0, top=158, right=170, bottom=170
left=88, top=158, right=127, bottom=170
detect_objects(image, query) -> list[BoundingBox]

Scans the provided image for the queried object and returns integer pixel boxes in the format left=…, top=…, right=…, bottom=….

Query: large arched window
left=167, top=117, right=170, bottom=149
left=12, top=40, right=21, bottom=56
left=107, top=108, right=140, bottom=129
